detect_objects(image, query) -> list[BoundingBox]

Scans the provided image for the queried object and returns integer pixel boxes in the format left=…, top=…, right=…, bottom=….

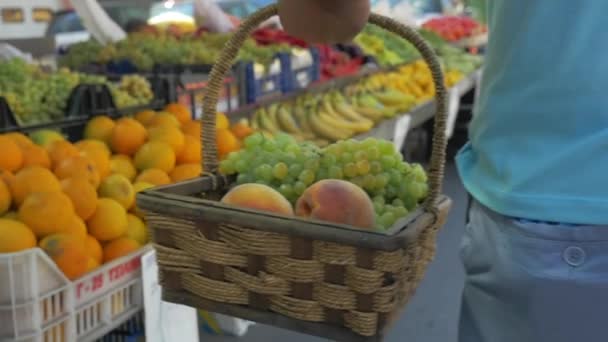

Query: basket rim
left=137, top=177, right=451, bottom=251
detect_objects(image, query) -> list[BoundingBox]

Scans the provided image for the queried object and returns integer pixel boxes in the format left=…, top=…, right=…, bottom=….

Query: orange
left=170, top=164, right=201, bottom=183
left=0, top=135, right=23, bottom=172
left=135, top=169, right=170, bottom=186
left=0, top=178, right=11, bottom=216
left=131, top=182, right=155, bottom=214
left=164, top=103, right=192, bottom=125
left=54, top=155, right=101, bottom=189
left=103, top=237, right=141, bottom=263
left=60, top=177, right=98, bottom=221
left=134, top=141, right=175, bottom=172
left=76, top=140, right=111, bottom=179
left=47, top=140, right=80, bottom=167
left=98, top=174, right=135, bottom=209
left=84, top=116, right=115, bottom=145
left=216, top=129, right=241, bottom=159
left=125, top=214, right=148, bottom=245
left=85, top=235, right=103, bottom=264
left=12, top=166, right=61, bottom=205
left=64, top=215, right=87, bottom=243
left=147, top=112, right=180, bottom=128
left=87, top=198, right=128, bottom=241
left=39, top=234, right=88, bottom=280
left=86, top=257, right=100, bottom=272
left=147, top=125, right=185, bottom=155
left=231, top=122, right=254, bottom=140
left=134, top=110, right=156, bottom=126
left=5, top=132, right=33, bottom=148
left=176, top=135, right=201, bottom=164
left=181, top=120, right=201, bottom=137
left=216, top=112, right=230, bottom=130
left=109, top=155, right=137, bottom=181
left=29, top=130, right=64, bottom=148
left=0, top=219, right=36, bottom=253
left=2, top=211, right=18, bottom=220
left=19, top=191, right=74, bottom=238
left=110, top=118, right=147, bottom=156
left=21, top=144, right=51, bottom=169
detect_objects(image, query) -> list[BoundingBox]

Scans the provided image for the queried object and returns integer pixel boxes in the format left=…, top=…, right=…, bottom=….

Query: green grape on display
left=0, top=59, right=155, bottom=125
left=219, top=134, right=428, bottom=231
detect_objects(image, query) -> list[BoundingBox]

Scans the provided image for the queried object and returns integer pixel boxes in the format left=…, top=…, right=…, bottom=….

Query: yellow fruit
left=216, top=129, right=241, bottom=160
left=170, top=164, right=201, bottom=183
left=21, top=144, right=51, bottom=169
left=135, top=169, right=170, bottom=186
left=131, top=182, right=155, bottom=215
left=0, top=178, right=11, bottom=216
left=147, top=112, right=180, bottom=128
left=148, top=125, right=185, bottom=154
left=39, top=234, right=88, bottom=280
left=61, top=178, right=98, bottom=221
left=19, top=191, right=75, bottom=238
left=110, top=118, right=147, bottom=156
left=85, top=235, right=103, bottom=264
left=0, top=219, right=36, bottom=253
left=47, top=140, right=80, bottom=167
left=125, top=214, right=148, bottom=245
left=86, top=257, right=100, bottom=272
left=12, top=166, right=61, bottom=205
left=0, top=135, right=23, bottom=172
left=98, top=174, right=135, bottom=209
left=76, top=140, right=111, bottom=179
left=164, top=103, right=192, bottom=125
left=216, top=112, right=230, bottom=130
left=64, top=215, right=87, bottom=243
left=109, top=155, right=137, bottom=181
left=181, top=120, right=201, bottom=137
left=176, top=135, right=201, bottom=164
left=29, top=130, right=64, bottom=148
left=134, top=141, right=175, bottom=172
left=5, top=132, right=33, bottom=148
left=84, top=116, right=115, bottom=145
left=87, top=198, right=128, bottom=241
left=2, top=211, right=18, bottom=220
left=54, top=156, right=101, bottom=189
left=103, top=237, right=140, bottom=263
left=134, top=110, right=156, bottom=126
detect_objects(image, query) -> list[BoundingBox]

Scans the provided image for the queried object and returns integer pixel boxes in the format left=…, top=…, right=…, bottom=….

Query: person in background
left=277, top=1, right=608, bottom=342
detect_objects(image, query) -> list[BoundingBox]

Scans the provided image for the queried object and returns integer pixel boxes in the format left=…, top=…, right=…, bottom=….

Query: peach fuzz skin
left=221, top=183, right=294, bottom=216
left=295, top=179, right=375, bottom=229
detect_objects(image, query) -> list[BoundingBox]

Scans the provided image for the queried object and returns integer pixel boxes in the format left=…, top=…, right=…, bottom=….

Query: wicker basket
left=137, top=5, right=451, bottom=342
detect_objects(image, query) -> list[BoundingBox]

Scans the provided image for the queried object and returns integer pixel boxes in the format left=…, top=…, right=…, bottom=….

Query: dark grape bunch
left=219, top=133, right=428, bottom=231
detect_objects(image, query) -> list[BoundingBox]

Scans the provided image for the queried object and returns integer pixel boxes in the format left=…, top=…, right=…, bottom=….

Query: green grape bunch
left=219, top=134, right=428, bottom=231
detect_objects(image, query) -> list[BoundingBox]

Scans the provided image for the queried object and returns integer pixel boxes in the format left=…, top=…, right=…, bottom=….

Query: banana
left=332, top=98, right=375, bottom=126
left=373, top=88, right=416, bottom=107
left=308, top=111, right=352, bottom=141
left=258, top=108, right=280, bottom=133
left=276, top=106, right=300, bottom=133
left=250, top=110, right=261, bottom=130
left=317, top=109, right=372, bottom=133
left=294, top=106, right=314, bottom=134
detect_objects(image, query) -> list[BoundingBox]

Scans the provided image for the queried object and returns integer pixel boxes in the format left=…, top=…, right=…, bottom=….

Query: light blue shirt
left=456, top=0, right=608, bottom=225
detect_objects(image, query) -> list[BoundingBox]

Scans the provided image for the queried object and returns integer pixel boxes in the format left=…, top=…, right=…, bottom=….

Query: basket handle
left=201, top=4, right=447, bottom=211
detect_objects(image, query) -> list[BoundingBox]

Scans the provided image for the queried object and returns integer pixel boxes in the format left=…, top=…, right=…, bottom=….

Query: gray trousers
left=459, top=200, right=608, bottom=342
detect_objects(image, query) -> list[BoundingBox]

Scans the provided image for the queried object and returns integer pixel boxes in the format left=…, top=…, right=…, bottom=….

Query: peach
left=221, top=183, right=294, bottom=216
left=295, top=179, right=375, bottom=229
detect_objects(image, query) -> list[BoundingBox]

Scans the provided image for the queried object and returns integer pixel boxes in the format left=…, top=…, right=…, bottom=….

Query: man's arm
left=278, top=0, right=370, bottom=44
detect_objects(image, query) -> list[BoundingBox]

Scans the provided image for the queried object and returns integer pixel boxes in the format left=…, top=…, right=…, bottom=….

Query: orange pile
left=0, top=102, right=254, bottom=282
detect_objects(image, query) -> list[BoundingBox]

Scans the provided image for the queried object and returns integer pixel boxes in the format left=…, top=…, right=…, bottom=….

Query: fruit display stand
left=0, top=245, right=150, bottom=341
left=139, top=5, right=451, bottom=342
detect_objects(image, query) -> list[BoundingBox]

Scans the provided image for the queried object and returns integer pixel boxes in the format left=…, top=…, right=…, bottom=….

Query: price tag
left=445, top=89, right=461, bottom=139
left=393, top=115, right=411, bottom=152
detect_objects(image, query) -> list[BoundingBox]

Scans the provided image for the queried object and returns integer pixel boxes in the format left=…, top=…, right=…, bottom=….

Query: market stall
left=0, top=1, right=485, bottom=341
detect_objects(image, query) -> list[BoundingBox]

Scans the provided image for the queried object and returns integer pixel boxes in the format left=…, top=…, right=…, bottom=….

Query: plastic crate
left=0, top=246, right=148, bottom=342
left=282, top=48, right=320, bottom=92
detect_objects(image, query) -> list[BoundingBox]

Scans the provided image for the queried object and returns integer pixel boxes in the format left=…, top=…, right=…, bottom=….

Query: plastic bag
left=0, top=44, right=32, bottom=62
left=198, top=310, right=255, bottom=337
left=193, top=0, right=235, bottom=33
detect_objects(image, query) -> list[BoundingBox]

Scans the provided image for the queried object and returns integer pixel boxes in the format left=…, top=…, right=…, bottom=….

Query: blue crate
left=281, top=48, right=321, bottom=93
left=239, top=57, right=285, bottom=105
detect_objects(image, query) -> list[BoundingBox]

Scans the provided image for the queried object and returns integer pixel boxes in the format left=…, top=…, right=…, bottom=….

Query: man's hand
left=278, top=0, right=370, bottom=44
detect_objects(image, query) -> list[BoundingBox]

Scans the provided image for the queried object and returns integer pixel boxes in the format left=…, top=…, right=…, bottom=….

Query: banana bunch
left=250, top=84, right=418, bottom=145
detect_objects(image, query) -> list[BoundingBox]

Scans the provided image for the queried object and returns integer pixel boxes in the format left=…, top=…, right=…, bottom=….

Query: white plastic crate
left=0, top=246, right=150, bottom=342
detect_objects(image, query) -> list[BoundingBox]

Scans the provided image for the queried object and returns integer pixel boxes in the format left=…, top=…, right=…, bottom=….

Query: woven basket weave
left=138, top=4, right=451, bottom=341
